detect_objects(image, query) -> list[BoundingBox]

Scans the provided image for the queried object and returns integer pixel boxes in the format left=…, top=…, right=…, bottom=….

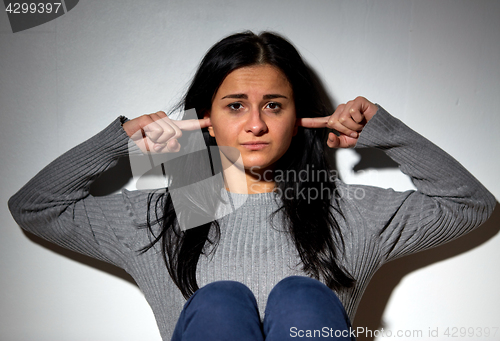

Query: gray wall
left=1, top=1, right=499, bottom=340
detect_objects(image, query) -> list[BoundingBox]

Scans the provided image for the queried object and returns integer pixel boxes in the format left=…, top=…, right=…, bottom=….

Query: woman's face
left=207, top=64, right=297, bottom=173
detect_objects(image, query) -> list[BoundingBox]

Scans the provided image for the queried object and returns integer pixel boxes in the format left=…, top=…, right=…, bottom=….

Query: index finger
left=296, top=117, right=329, bottom=128
left=175, top=117, right=212, bottom=131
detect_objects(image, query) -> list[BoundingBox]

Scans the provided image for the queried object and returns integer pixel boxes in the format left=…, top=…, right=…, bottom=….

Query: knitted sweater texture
left=8, top=107, right=496, bottom=340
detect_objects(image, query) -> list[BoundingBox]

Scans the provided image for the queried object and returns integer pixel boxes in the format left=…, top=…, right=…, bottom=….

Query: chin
left=242, top=159, right=275, bottom=172
left=240, top=152, right=284, bottom=171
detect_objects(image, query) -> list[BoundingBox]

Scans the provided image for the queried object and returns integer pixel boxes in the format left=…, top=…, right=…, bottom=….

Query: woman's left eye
left=265, top=102, right=282, bottom=112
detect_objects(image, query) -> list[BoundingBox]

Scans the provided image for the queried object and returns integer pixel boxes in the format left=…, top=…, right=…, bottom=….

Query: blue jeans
left=171, top=276, right=356, bottom=340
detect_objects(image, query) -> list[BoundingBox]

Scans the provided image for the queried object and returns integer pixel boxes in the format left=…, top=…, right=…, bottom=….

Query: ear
left=204, top=111, right=215, bottom=137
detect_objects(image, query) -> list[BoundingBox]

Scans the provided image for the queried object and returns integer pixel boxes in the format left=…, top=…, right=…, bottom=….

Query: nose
left=244, top=108, right=268, bottom=135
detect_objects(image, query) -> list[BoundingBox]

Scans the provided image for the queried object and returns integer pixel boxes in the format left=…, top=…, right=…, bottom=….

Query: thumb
left=327, top=132, right=357, bottom=149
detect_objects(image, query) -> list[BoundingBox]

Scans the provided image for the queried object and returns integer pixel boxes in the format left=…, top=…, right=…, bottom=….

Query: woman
left=8, top=31, right=495, bottom=340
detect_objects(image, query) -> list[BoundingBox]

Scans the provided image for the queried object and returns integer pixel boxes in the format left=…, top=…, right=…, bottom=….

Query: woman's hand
left=297, top=96, right=378, bottom=148
left=123, top=111, right=212, bottom=154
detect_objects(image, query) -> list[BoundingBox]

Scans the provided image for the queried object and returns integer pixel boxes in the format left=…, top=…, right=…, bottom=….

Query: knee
left=270, top=276, right=336, bottom=299
left=174, top=281, right=263, bottom=341
left=264, top=277, right=353, bottom=340
left=267, top=276, right=343, bottom=310
left=273, top=275, right=328, bottom=291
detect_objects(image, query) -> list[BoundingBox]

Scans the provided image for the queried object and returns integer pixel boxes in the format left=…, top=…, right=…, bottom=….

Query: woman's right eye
left=227, top=102, right=243, bottom=111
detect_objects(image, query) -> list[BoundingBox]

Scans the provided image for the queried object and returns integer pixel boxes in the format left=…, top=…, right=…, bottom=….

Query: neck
left=243, top=167, right=275, bottom=194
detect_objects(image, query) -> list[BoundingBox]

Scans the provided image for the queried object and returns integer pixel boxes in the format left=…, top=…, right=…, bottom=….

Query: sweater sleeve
left=7, top=117, right=148, bottom=270
left=346, top=106, right=496, bottom=263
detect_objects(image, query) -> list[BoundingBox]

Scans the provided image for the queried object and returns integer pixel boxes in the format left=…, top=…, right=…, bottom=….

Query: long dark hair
left=142, top=31, right=355, bottom=299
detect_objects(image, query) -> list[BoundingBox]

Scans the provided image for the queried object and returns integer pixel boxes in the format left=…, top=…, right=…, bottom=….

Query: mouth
left=241, top=142, right=270, bottom=150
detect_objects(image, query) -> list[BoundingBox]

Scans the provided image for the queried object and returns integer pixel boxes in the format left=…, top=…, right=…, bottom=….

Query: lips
left=241, top=141, right=269, bottom=150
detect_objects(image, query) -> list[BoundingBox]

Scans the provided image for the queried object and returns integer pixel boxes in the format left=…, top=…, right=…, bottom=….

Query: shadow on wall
left=24, top=156, right=137, bottom=287
left=25, top=232, right=138, bottom=286
left=354, top=202, right=500, bottom=341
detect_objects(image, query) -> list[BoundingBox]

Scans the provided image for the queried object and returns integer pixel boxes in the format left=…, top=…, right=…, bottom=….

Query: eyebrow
left=220, top=94, right=288, bottom=100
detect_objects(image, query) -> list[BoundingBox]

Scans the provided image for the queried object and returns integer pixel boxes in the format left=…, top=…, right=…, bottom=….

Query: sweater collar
left=221, top=188, right=277, bottom=207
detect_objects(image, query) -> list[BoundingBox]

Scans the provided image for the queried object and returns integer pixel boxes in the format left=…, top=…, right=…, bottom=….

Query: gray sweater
left=8, top=107, right=496, bottom=340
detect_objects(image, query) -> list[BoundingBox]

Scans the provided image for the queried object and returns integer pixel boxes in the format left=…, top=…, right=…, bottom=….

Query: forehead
left=216, top=64, right=292, bottom=96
